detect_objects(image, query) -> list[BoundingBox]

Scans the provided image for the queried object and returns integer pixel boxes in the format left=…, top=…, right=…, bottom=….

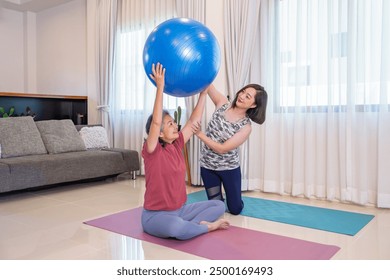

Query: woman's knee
left=211, top=200, right=226, bottom=215
left=227, top=200, right=244, bottom=215
left=216, top=199, right=225, bottom=208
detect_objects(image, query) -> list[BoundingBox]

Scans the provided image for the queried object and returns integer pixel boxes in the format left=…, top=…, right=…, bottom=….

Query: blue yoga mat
left=187, top=191, right=374, bottom=236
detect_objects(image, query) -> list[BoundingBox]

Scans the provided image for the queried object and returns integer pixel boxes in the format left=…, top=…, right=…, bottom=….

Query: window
left=278, top=0, right=389, bottom=111
left=116, top=29, right=186, bottom=114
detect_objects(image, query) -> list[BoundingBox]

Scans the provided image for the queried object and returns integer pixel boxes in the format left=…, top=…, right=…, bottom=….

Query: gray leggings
left=141, top=200, right=225, bottom=240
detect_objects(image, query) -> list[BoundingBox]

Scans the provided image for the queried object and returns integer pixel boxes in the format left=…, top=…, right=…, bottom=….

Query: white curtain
left=258, top=0, right=390, bottom=208
left=111, top=0, right=178, bottom=174
left=95, top=0, right=118, bottom=145
left=175, top=0, right=207, bottom=186
left=223, top=0, right=262, bottom=191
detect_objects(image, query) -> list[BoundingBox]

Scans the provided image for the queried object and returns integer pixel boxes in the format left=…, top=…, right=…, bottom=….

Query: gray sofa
left=0, top=116, right=140, bottom=194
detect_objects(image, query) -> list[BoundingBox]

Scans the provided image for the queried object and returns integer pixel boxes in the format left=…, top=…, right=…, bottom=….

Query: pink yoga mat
left=84, top=207, right=340, bottom=260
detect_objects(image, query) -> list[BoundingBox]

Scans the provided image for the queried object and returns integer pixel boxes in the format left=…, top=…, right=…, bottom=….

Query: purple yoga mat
left=84, top=207, right=340, bottom=260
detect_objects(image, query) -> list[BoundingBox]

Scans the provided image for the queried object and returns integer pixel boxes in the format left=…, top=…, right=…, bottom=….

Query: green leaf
left=0, top=107, right=4, bottom=114
left=177, top=106, right=182, bottom=126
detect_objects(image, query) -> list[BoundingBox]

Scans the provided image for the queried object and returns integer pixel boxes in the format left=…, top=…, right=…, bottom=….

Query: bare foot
left=200, top=219, right=230, bottom=232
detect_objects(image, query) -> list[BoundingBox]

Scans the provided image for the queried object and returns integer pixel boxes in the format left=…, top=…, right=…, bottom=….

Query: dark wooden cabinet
left=0, top=92, right=87, bottom=124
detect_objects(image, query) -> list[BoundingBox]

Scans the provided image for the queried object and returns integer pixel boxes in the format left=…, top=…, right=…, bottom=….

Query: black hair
left=231, top=84, right=268, bottom=124
left=145, top=110, right=171, bottom=146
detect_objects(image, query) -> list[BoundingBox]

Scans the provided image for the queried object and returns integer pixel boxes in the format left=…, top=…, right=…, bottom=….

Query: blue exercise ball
left=143, top=18, right=221, bottom=97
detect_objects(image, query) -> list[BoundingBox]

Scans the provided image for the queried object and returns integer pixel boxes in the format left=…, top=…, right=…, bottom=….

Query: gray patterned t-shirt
left=200, top=103, right=251, bottom=170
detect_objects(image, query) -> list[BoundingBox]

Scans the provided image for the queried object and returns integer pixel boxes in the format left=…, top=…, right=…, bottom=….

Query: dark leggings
left=200, top=166, right=244, bottom=215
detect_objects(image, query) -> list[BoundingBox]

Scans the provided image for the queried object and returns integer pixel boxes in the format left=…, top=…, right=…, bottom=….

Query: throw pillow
left=79, top=126, right=110, bottom=149
left=36, top=119, right=86, bottom=154
left=0, top=116, right=47, bottom=158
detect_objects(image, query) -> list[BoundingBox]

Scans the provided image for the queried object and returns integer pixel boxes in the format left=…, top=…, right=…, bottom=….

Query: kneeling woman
left=141, top=63, right=229, bottom=240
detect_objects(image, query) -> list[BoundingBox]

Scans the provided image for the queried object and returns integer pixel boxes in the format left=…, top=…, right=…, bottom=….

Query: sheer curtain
left=111, top=0, right=179, bottom=174
left=223, top=0, right=262, bottom=191
left=95, top=0, right=118, bottom=145
left=259, top=0, right=390, bottom=208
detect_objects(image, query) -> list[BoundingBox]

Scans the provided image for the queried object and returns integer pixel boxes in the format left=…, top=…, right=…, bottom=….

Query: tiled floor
left=0, top=175, right=389, bottom=260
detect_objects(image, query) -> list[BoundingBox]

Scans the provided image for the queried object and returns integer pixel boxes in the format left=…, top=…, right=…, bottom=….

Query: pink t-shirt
left=142, top=132, right=187, bottom=211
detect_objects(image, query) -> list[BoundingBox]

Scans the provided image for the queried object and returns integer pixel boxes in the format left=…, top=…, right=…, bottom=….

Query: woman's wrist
left=196, top=131, right=205, bottom=139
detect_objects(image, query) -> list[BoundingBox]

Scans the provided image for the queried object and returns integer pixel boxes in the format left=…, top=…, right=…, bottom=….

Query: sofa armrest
left=103, top=148, right=140, bottom=172
left=75, top=124, right=103, bottom=131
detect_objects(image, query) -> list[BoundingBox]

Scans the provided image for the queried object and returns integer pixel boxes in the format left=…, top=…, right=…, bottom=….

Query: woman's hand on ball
left=150, top=63, right=165, bottom=89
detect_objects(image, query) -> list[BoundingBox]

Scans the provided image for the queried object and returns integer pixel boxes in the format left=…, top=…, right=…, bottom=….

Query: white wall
left=25, top=11, right=37, bottom=92
left=36, top=0, right=86, bottom=95
left=0, top=8, right=25, bottom=92
left=0, top=0, right=86, bottom=95
left=86, top=0, right=98, bottom=124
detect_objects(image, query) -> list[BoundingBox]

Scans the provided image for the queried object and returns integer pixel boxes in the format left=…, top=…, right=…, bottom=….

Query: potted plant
left=174, top=105, right=182, bottom=130
left=0, top=106, right=15, bottom=118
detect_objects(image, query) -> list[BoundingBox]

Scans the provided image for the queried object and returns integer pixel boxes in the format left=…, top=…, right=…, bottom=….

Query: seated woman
left=141, top=63, right=230, bottom=240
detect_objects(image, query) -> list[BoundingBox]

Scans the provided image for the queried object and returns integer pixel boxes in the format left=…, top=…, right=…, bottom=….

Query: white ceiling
left=0, top=0, right=74, bottom=12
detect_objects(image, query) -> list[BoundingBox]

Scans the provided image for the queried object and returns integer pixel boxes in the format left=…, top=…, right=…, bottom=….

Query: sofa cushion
left=0, top=116, right=47, bottom=158
left=0, top=162, right=10, bottom=177
left=79, top=126, right=110, bottom=149
left=36, top=119, right=86, bottom=154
